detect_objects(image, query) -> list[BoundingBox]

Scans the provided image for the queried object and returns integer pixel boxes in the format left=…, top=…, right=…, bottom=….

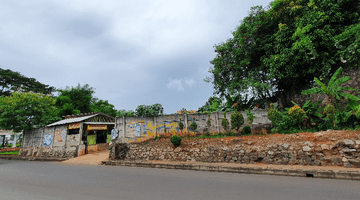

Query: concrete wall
left=19, top=125, right=82, bottom=158
left=114, top=110, right=272, bottom=143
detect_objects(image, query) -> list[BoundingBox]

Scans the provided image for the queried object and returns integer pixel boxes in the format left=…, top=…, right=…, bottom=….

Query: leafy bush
left=189, top=116, right=198, bottom=131
left=267, top=103, right=282, bottom=128
left=178, top=117, right=184, bottom=130
left=221, top=112, right=230, bottom=132
left=231, top=110, right=244, bottom=131
left=242, top=125, right=251, bottom=135
left=245, top=109, right=256, bottom=124
left=170, top=135, right=182, bottom=147
left=227, top=131, right=236, bottom=136
left=324, top=104, right=335, bottom=121
left=288, top=105, right=306, bottom=126
left=204, top=132, right=211, bottom=137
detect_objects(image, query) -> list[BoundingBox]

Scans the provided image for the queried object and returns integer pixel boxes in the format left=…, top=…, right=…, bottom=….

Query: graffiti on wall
left=55, top=130, right=66, bottom=142
left=125, top=116, right=200, bottom=143
left=43, top=134, right=53, bottom=146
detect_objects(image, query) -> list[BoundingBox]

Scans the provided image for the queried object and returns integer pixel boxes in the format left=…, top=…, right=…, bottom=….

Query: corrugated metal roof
left=47, top=114, right=98, bottom=127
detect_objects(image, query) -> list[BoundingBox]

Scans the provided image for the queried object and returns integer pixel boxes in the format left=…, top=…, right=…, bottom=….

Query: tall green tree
left=0, top=92, right=58, bottom=132
left=90, top=99, right=117, bottom=117
left=55, top=84, right=94, bottom=117
left=135, top=103, right=164, bottom=117
left=0, top=68, right=55, bottom=96
left=208, top=0, right=360, bottom=107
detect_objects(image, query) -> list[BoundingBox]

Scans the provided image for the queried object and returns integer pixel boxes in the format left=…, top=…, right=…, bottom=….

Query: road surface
left=0, top=159, right=359, bottom=200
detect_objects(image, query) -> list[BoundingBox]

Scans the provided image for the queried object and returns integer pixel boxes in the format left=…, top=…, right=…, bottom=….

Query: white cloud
left=167, top=78, right=195, bottom=91
left=167, top=79, right=184, bottom=91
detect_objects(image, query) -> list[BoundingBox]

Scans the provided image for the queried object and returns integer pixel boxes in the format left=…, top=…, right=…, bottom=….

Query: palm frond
left=314, top=78, right=327, bottom=91
left=301, top=87, right=322, bottom=95
left=328, top=67, right=343, bottom=86
left=333, top=76, right=351, bottom=87
left=338, top=91, right=360, bottom=101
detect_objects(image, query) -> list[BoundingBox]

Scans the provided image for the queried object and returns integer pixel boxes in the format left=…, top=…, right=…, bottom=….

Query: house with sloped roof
left=19, top=112, right=115, bottom=158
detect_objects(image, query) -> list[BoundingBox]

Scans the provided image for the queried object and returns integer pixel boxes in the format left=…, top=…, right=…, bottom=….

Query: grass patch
left=0, top=150, right=19, bottom=155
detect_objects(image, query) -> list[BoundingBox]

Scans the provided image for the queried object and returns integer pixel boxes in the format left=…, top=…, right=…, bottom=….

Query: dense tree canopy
left=208, top=0, right=360, bottom=107
left=135, top=103, right=164, bottom=117
left=0, top=68, right=55, bottom=96
left=55, top=84, right=95, bottom=117
left=90, top=99, right=117, bottom=117
left=0, top=92, right=58, bottom=132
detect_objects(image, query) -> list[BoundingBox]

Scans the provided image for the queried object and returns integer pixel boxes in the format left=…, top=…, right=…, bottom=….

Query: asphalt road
left=0, top=159, right=359, bottom=200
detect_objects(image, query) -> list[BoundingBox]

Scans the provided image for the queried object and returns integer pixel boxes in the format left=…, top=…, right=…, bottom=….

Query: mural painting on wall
left=128, top=123, right=142, bottom=137
left=55, top=130, right=67, bottom=142
left=126, top=116, right=190, bottom=143
left=43, top=134, right=53, bottom=146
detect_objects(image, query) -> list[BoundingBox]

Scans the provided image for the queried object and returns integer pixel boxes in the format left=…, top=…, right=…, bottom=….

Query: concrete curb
left=103, top=160, right=360, bottom=181
left=0, top=155, right=68, bottom=162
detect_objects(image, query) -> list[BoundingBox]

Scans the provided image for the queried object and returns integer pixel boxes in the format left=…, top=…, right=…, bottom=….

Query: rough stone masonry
left=111, top=133, right=360, bottom=168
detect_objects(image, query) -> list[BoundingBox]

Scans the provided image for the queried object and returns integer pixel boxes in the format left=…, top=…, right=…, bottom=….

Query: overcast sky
left=1, top=0, right=272, bottom=114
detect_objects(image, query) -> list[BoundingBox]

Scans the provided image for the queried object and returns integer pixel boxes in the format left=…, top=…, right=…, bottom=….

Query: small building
left=19, top=112, right=115, bottom=158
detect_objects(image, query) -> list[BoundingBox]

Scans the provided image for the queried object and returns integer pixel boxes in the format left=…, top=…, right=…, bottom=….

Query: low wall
left=115, top=110, right=272, bottom=143
left=112, top=136, right=360, bottom=168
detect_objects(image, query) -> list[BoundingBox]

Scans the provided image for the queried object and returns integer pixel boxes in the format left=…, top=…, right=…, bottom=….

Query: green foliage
left=302, top=100, right=324, bottom=124
left=90, top=99, right=117, bottom=117
left=0, top=92, right=59, bottom=132
left=288, top=105, right=306, bottom=125
left=230, top=110, right=244, bottom=131
left=0, top=68, right=55, bottom=96
left=204, top=132, right=211, bottom=137
left=242, top=125, right=251, bottom=135
left=221, top=112, right=230, bottom=132
left=214, top=132, right=226, bottom=138
left=302, top=67, right=360, bottom=111
left=324, top=104, right=336, bottom=121
left=197, top=96, right=223, bottom=113
left=267, top=103, right=282, bottom=127
left=206, top=114, right=211, bottom=127
left=178, top=117, right=184, bottom=130
left=135, top=103, right=164, bottom=117
left=208, top=0, right=360, bottom=107
left=170, top=135, right=182, bottom=147
left=245, top=109, right=256, bottom=124
left=189, top=117, right=198, bottom=131
left=116, top=109, right=136, bottom=117
left=56, top=84, right=95, bottom=117
left=227, top=131, right=236, bottom=136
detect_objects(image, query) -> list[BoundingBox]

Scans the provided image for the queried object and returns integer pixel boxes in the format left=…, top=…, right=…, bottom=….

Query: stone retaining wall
left=112, top=135, right=360, bottom=168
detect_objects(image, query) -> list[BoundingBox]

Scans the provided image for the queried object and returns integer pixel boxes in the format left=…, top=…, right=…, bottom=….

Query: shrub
left=170, top=135, right=182, bottom=147
left=231, top=110, right=244, bottom=131
left=242, top=125, right=251, bottom=135
left=178, top=117, right=184, bottom=130
left=324, top=104, right=335, bottom=121
left=289, top=105, right=306, bottom=125
left=245, top=109, right=256, bottom=124
left=227, top=131, right=236, bottom=136
left=204, top=132, right=211, bottom=137
left=189, top=116, right=197, bottom=131
left=221, top=112, right=230, bottom=132
left=267, top=103, right=282, bottom=127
